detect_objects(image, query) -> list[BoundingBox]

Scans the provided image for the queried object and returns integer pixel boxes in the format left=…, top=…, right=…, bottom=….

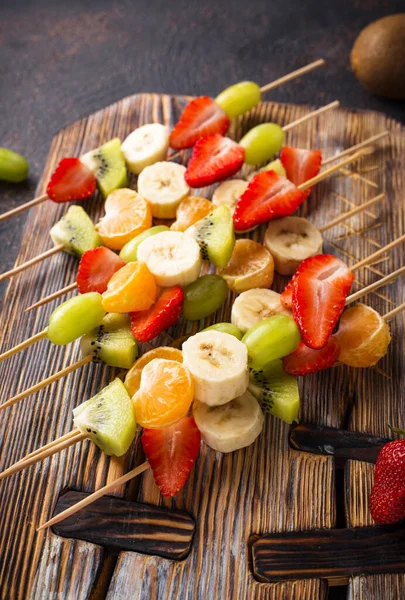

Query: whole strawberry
left=369, top=438, right=405, bottom=524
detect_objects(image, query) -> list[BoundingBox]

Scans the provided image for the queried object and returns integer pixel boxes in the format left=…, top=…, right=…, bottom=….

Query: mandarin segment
left=171, top=196, right=213, bottom=232
left=124, top=347, right=183, bottom=397
left=133, top=358, right=194, bottom=428
left=96, top=188, right=152, bottom=250
left=335, top=303, right=391, bottom=367
left=102, top=262, right=157, bottom=313
left=219, top=238, right=274, bottom=292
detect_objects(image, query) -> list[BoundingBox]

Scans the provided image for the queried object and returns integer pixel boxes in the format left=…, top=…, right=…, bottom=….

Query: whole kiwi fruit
left=350, top=14, right=405, bottom=99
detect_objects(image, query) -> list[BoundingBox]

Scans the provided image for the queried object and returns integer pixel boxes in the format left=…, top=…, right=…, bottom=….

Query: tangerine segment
left=134, top=358, right=194, bottom=428
left=219, top=239, right=274, bottom=293
left=96, top=188, right=152, bottom=250
left=335, top=303, right=391, bottom=367
left=124, top=347, right=183, bottom=397
left=102, top=262, right=157, bottom=313
left=171, top=196, right=213, bottom=232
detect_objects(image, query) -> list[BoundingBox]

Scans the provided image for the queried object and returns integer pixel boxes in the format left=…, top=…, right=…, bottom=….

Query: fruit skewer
left=0, top=59, right=325, bottom=224
left=0, top=100, right=339, bottom=285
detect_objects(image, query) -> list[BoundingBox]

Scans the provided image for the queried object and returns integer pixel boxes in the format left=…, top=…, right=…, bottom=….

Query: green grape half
left=242, top=315, right=301, bottom=370
left=0, top=148, right=29, bottom=182
left=182, top=275, right=229, bottom=321
left=239, top=123, right=285, bottom=165
left=202, top=322, right=243, bottom=340
left=215, top=81, right=261, bottom=119
left=119, top=225, right=169, bottom=262
left=47, top=292, right=106, bottom=345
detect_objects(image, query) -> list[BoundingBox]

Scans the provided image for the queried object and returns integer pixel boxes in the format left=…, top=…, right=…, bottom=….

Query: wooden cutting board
left=0, top=94, right=404, bottom=600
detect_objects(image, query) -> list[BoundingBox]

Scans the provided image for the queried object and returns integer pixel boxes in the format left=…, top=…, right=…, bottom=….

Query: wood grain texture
left=52, top=490, right=195, bottom=559
left=0, top=93, right=404, bottom=599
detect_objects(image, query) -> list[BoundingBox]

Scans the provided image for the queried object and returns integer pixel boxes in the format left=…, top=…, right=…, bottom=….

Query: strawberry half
left=130, top=286, right=184, bottom=342
left=76, top=247, right=125, bottom=294
left=47, top=158, right=97, bottom=203
left=292, top=254, right=354, bottom=349
left=142, top=416, right=201, bottom=497
left=280, top=259, right=310, bottom=310
left=185, top=134, right=244, bottom=188
left=233, top=170, right=306, bottom=231
left=283, top=338, right=340, bottom=376
left=170, top=96, right=230, bottom=150
left=370, top=438, right=405, bottom=524
left=280, top=147, right=322, bottom=199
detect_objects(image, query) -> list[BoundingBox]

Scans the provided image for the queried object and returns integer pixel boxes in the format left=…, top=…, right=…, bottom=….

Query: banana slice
left=231, top=288, right=291, bottom=332
left=212, top=179, right=248, bottom=215
left=182, top=330, right=248, bottom=406
left=122, top=124, right=169, bottom=175
left=193, top=390, right=264, bottom=453
left=137, top=230, right=202, bottom=287
left=264, top=216, right=323, bottom=275
left=138, top=161, right=189, bottom=218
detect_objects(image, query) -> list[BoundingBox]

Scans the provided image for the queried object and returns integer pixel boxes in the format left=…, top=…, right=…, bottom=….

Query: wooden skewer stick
left=282, top=101, right=339, bottom=132
left=0, top=194, right=49, bottom=224
left=322, top=131, right=390, bottom=166
left=346, top=265, right=405, bottom=305
left=0, top=356, right=92, bottom=411
left=0, top=244, right=64, bottom=283
left=298, top=150, right=368, bottom=192
left=0, top=429, right=86, bottom=481
left=10, top=430, right=81, bottom=469
left=37, top=461, right=151, bottom=531
left=25, top=282, right=78, bottom=313
left=259, top=59, right=325, bottom=93
left=383, top=301, right=405, bottom=322
left=0, top=329, right=48, bottom=363
left=351, top=233, right=405, bottom=271
left=318, top=193, right=384, bottom=233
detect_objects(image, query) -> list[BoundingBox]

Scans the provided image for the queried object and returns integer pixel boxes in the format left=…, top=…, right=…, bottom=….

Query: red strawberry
left=280, top=147, right=322, bottom=199
left=292, top=254, right=354, bottom=349
left=185, top=134, right=244, bottom=188
left=283, top=338, right=340, bottom=376
left=370, top=438, right=405, bottom=524
left=47, top=158, right=97, bottom=203
left=280, top=260, right=310, bottom=310
left=142, top=416, right=201, bottom=497
left=170, top=96, right=230, bottom=150
left=76, top=247, right=125, bottom=294
left=233, top=170, right=306, bottom=231
left=130, top=286, right=184, bottom=342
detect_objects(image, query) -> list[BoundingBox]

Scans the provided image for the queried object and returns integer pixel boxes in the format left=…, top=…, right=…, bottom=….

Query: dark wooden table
left=1, top=0, right=404, bottom=304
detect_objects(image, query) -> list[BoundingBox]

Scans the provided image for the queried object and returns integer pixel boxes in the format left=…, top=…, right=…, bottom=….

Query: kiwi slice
left=190, top=205, right=235, bottom=268
left=81, top=138, right=128, bottom=199
left=73, top=378, right=137, bottom=456
left=248, top=360, right=299, bottom=424
left=80, top=313, right=138, bottom=369
left=50, top=205, right=102, bottom=257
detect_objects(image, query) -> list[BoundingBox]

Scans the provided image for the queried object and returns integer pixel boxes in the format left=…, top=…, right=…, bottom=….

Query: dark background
left=0, top=0, right=404, bottom=303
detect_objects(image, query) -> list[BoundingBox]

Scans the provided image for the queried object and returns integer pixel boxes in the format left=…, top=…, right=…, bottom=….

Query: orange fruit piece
left=102, top=262, right=157, bottom=313
left=96, top=188, right=152, bottom=250
left=124, top=347, right=183, bottom=397
left=335, top=303, right=391, bottom=367
left=219, top=239, right=274, bottom=293
left=171, top=196, right=213, bottom=232
left=134, top=358, right=194, bottom=428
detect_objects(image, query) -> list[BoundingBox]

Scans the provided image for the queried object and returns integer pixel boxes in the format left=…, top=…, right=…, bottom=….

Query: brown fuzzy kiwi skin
left=350, top=14, right=405, bottom=100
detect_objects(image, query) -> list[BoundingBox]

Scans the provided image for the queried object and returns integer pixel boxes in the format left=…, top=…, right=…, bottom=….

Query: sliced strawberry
left=47, top=158, right=97, bottom=203
left=170, top=96, right=230, bottom=150
left=130, top=286, right=184, bottom=342
left=233, top=170, right=306, bottom=231
left=185, top=134, right=244, bottom=188
left=283, top=338, right=340, bottom=376
left=280, top=147, right=322, bottom=199
left=76, top=247, right=125, bottom=294
left=280, top=260, right=309, bottom=309
left=292, top=254, right=354, bottom=349
left=142, top=416, right=201, bottom=497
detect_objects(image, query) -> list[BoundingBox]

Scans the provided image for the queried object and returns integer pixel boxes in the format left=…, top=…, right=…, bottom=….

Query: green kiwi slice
left=81, top=138, right=128, bottom=199
left=190, top=205, right=235, bottom=268
left=80, top=313, right=138, bottom=369
left=248, top=360, right=299, bottom=424
left=73, top=378, right=137, bottom=456
left=50, top=205, right=102, bottom=257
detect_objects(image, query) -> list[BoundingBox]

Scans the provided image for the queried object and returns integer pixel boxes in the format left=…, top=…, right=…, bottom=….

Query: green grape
left=0, top=148, right=29, bottom=183
left=47, top=292, right=106, bottom=345
left=239, top=123, right=285, bottom=165
left=183, top=275, right=229, bottom=321
left=119, top=225, right=169, bottom=262
left=260, top=158, right=287, bottom=177
left=215, top=81, right=261, bottom=119
left=242, top=315, right=300, bottom=370
left=202, top=322, right=243, bottom=340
